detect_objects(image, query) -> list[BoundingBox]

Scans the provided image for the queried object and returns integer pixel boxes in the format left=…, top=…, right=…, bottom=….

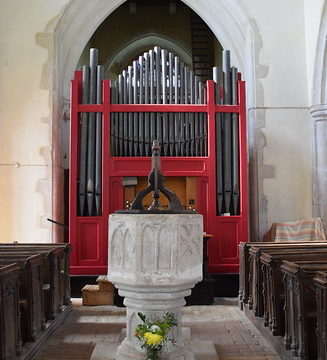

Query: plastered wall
left=0, top=0, right=325, bottom=243
left=0, top=0, right=69, bottom=242
left=243, top=0, right=312, bottom=230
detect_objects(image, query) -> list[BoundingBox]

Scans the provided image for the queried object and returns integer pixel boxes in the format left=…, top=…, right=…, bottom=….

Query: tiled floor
left=33, top=298, right=281, bottom=360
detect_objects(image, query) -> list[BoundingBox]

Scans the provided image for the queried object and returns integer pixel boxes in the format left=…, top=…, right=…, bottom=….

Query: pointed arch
left=312, top=2, right=327, bottom=106
left=49, top=0, right=267, bottom=241
left=105, top=33, right=192, bottom=79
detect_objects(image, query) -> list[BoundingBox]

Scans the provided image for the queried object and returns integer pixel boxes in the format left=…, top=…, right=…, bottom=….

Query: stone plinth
left=108, top=214, right=203, bottom=360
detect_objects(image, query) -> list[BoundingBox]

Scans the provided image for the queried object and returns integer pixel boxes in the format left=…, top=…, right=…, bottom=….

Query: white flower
left=149, top=325, right=160, bottom=332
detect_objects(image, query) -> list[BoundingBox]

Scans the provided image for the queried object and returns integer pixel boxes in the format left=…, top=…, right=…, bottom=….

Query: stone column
left=108, top=213, right=203, bottom=360
left=311, top=104, right=327, bottom=233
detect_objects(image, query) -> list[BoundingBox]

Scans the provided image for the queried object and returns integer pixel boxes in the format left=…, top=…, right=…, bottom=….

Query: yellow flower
left=143, top=332, right=163, bottom=345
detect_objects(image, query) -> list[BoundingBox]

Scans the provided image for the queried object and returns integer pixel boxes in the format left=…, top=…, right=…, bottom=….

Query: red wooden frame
left=69, top=71, right=248, bottom=275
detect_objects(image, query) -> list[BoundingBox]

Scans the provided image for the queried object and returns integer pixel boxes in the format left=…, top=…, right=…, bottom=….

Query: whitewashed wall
left=0, top=0, right=68, bottom=242
left=0, top=0, right=325, bottom=243
left=244, top=0, right=312, bottom=230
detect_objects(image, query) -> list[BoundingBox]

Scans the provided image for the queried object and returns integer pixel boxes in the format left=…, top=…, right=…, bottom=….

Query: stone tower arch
left=46, top=0, right=267, bottom=241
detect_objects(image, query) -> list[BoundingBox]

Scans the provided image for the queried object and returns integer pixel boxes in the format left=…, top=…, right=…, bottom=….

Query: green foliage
left=138, top=312, right=147, bottom=323
left=134, top=312, right=178, bottom=359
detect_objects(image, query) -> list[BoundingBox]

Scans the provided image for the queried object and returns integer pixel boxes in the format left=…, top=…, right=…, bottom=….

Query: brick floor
left=33, top=298, right=280, bottom=360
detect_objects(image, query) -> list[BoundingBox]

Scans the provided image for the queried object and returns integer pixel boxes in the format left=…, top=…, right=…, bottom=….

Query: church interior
left=1, top=0, right=327, bottom=359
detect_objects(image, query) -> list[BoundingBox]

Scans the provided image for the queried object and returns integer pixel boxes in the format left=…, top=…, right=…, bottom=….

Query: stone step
left=192, top=340, right=219, bottom=360
left=91, top=327, right=219, bottom=359
left=96, top=275, right=115, bottom=292
left=81, top=284, right=114, bottom=306
left=90, top=340, right=219, bottom=360
left=90, top=343, right=118, bottom=360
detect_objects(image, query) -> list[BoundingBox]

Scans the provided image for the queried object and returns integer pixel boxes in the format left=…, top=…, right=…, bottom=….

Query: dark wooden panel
left=0, top=263, right=21, bottom=360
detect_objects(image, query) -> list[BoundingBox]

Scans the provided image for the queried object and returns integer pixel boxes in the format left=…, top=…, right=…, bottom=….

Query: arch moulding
left=105, top=33, right=193, bottom=78
left=311, top=1, right=327, bottom=232
left=49, top=0, right=268, bottom=242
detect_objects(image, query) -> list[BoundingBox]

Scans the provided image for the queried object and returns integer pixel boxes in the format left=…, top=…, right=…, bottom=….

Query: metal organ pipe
left=78, top=66, right=90, bottom=216
left=95, top=65, right=104, bottom=215
left=77, top=47, right=241, bottom=218
left=213, top=66, right=223, bottom=215
left=222, top=49, right=232, bottom=214
left=231, top=66, right=240, bottom=215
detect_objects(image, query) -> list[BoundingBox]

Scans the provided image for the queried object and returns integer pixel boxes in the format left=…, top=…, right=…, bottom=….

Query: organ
left=69, top=47, right=248, bottom=276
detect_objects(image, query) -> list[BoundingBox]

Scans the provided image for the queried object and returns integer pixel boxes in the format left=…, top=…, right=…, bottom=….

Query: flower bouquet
left=134, top=312, right=177, bottom=360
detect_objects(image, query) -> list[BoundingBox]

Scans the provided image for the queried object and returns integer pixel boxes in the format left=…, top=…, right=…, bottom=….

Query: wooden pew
left=0, top=254, right=44, bottom=345
left=260, top=250, right=327, bottom=336
left=1, top=243, right=72, bottom=306
left=242, top=242, right=327, bottom=316
left=313, top=271, right=327, bottom=360
left=0, top=244, right=72, bottom=360
left=0, top=247, right=63, bottom=321
left=239, top=241, right=327, bottom=310
left=0, top=263, right=21, bottom=360
left=281, top=261, right=327, bottom=360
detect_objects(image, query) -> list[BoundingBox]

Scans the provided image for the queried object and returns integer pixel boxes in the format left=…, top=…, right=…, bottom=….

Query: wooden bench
left=260, top=250, right=327, bottom=336
left=0, top=263, right=21, bottom=360
left=0, top=243, right=71, bottom=307
left=1, top=243, right=72, bottom=306
left=239, top=241, right=327, bottom=310
left=0, top=247, right=63, bottom=321
left=0, top=254, right=44, bottom=344
left=0, top=243, right=72, bottom=360
left=243, top=242, right=327, bottom=316
left=313, top=271, right=327, bottom=360
left=281, top=261, right=327, bottom=360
